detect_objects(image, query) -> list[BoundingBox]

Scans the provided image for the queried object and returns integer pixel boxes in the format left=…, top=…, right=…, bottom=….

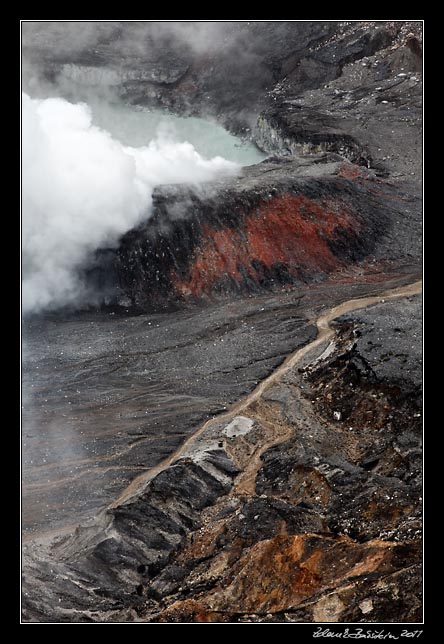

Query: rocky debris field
left=139, top=297, right=422, bottom=624
left=21, top=20, right=423, bottom=623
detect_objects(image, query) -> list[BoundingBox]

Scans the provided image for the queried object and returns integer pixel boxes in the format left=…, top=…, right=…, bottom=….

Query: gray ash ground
left=22, top=288, right=316, bottom=536
left=333, top=294, right=422, bottom=397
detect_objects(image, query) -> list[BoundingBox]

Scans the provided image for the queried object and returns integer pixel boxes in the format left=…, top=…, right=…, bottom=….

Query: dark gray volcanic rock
left=335, top=294, right=423, bottom=398
left=258, top=23, right=422, bottom=186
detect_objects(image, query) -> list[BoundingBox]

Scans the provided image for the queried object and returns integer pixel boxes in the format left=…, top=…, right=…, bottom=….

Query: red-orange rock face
left=172, top=194, right=358, bottom=298
left=113, top=159, right=405, bottom=309
left=116, top=161, right=396, bottom=310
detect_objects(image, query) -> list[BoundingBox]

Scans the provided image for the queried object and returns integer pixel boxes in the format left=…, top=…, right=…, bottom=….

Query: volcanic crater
left=21, top=20, right=422, bottom=625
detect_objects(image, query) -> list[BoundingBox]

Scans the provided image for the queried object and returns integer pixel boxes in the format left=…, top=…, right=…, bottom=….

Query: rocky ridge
left=115, top=155, right=418, bottom=310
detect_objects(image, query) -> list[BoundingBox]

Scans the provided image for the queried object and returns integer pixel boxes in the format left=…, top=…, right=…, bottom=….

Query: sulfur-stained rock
left=180, top=533, right=420, bottom=616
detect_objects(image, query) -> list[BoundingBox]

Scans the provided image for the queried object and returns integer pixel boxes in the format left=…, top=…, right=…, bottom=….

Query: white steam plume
left=22, top=93, right=239, bottom=314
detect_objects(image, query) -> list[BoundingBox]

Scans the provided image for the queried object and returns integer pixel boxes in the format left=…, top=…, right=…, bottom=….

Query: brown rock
left=155, top=599, right=226, bottom=623
left=203, top=533, right=419, bottom=614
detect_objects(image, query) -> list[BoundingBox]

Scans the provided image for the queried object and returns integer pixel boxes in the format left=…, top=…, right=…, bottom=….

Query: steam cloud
left=22, top=92, right=240, bottom=314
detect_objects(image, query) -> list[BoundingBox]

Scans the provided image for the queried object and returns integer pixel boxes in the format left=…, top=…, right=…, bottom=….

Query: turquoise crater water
left=88, top=100, right=267, bottom=166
